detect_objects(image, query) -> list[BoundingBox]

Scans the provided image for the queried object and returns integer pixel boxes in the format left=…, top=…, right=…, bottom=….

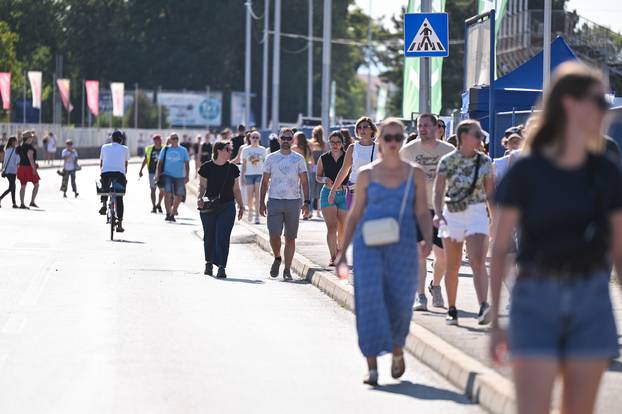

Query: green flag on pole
left=402, top=0, right=445, bottom=119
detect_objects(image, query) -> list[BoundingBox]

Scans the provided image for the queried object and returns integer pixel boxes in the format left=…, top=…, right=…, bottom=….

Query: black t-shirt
left=17, top=144, right=36, bottom=166
left=180, top=142, right=192, bottom=155
left=604, top=136, right=621, bottom=166
left=199, top=142, right=213, bottom=163
left=198, top=161, right=240, bottom=203
left=495, top=153, right=622, bottom=274
left=231, top=135, right=245, bottom=160
left=320, top=151, right=349, bottom=183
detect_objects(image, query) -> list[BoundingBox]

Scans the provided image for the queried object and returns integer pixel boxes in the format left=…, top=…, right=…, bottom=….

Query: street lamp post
left=543, top=0, right=552, bottom=91
left=307, top=0, right=313, bottom=118
left=261, top=0, right=270, bottom=129
left=321, top=0, right=332, bottom=134
left=271, top=0, right=281, bottom=131
left=245, top=1, right=252, bottom=126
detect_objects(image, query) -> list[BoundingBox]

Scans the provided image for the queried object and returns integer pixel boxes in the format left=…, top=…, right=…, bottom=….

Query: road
left=0, top=165, right=482, bottom=414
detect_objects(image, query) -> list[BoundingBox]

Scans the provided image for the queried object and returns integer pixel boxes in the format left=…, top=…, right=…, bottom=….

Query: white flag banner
left=28, top=71, right=42, bottom=109
left=110, top=82, right=125, bottom=117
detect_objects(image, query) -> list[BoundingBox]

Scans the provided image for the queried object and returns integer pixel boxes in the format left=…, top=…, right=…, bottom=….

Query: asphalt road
left=0, top=165, right=482, bottom=414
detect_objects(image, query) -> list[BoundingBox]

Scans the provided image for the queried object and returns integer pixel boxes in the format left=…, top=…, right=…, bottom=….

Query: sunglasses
left=357, top=124, right=371, bottom=130
left=329, top=140, right=342, bottom=145
left=585, top=94, right=610, bottom=111
left=280, top=135, right=293, bottom=141
left=251, top=136, right=260, bottom=140
left=383, top=134, right=404, bottom=143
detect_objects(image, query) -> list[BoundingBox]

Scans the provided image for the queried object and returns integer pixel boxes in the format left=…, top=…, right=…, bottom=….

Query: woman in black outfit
left=490, top=62, right=622, bottom=414
left=316, top=131, right=349, bottom=266
left=0, top=137, right=18, bottom=208
left=197, top=141, right=244, bottom=278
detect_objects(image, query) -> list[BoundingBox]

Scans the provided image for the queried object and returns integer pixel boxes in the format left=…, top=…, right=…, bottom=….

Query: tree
left=123, top=91, right=169, bottom=129
left=0, top=21, right=24, bottom=120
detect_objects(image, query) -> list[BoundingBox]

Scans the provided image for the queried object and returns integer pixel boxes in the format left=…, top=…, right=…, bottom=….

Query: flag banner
left=402, top=0, right=445, bottom=118
left=478, top=0, right=509, bottom=78
left=110, top=82, right=125, bottom=117
left=85, top=80, right=99, bottom=116
left=57, top=78, right=73, bottom=111
left=28, top=71, right=42, bottom=109
left=0, top=72, right=11, bottom=110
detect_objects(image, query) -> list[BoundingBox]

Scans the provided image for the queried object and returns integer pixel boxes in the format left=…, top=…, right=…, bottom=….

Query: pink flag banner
left=110, top=82, right=125, bottom=117
left=85, top=80, right=99, bottom=116
left=56, top=78, right=73, bottom=111
left=28, top=71, right=42, bottom=109
left=0, top=72, right=11, bottom=110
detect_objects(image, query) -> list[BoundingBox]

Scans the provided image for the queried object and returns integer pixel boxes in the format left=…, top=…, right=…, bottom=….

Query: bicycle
left=96, top=179, right=126, bottom=241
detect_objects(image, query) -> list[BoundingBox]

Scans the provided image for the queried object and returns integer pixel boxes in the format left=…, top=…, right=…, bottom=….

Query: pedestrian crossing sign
left=404, top=13, right=449, bottom=58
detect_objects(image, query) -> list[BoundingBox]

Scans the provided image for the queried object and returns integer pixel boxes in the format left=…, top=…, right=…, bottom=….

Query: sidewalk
left=187, top=182, right=621, bottom=413
left=37, top=157, right=143, bottom=170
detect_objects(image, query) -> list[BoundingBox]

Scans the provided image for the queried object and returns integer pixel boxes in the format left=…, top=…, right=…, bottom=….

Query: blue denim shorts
left=245, top=174, right=262, bottom=186
left=162, top=175, right=186, bottom=197
left=509, top=271, right=619, bottom=360
left=319, top=186, right=347, bottom=211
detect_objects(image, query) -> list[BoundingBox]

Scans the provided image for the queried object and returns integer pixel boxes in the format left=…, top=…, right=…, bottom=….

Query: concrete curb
left=187, top=181, right=516, bottom=414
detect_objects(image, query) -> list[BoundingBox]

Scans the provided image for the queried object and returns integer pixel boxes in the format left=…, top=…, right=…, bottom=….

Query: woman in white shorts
left=433, top=119, right=494, bottom=326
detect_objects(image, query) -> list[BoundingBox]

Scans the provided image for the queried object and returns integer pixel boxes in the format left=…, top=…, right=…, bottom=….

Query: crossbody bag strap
left=2, top=147, right=14, bottom=172
left=398, top=166, right=415, bottom=225
left=447, top=153, right=481, bottom=203
left=370, top=143, right=375, bottom=162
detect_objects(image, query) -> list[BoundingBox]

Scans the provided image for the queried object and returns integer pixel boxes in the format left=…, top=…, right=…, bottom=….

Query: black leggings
left=0, top=174, right=16, bottom=205
left=100, top=172, right=126, bottom=220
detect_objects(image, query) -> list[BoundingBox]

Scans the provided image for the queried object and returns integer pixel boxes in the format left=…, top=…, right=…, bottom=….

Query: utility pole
left=419, top=0, right=431, bottom=114
left=261, top=0, right=270, bottom=129
left=543, top=0, right=552, bottom=91
left=271, top=0, right=281, bottom=131
left=81, top=79, right=85, bottom=127
left=205, top=85, right=211, bottom=130
left=157, top=85, right=162, bottom=130
left=321, top=0, right=332, bottom=134
left=22, top=71, right=26, bottom=124
left=244, top=1, right=252, bottom=126
left=134, top=83, right=138, bottom=129
left=307, top=0, right=313, bottom=117
left=366, top=0, right=372, bottom=117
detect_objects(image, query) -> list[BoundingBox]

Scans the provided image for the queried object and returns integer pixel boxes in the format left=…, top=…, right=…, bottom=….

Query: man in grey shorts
left=259, top=128, right=310, bottom=280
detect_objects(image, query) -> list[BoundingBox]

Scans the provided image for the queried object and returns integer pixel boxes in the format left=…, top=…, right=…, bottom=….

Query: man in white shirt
left=260, top=128, right=310, bottom=281
left=99, top=130, right=130, bottom=232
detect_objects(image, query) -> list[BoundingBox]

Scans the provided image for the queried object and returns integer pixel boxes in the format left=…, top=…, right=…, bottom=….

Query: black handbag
left=445, top=154, right=481, bottom=213
left=200, top=163, right=231, bottom=214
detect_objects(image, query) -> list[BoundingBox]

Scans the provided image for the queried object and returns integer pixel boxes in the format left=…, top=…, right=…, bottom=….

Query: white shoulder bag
left=361, top=166, right=414, bottom=246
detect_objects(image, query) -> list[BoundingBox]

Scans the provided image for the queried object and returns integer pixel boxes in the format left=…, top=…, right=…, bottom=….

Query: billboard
left=158, top=92, right=222, bottom=127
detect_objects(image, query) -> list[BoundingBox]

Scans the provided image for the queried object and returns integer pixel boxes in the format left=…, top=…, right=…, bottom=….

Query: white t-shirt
left=241, top=145, right=267, bottom=176
left=263, top=151, right=307, bottom=200
left=47, top=136, right=57, bottom=152
left=100, top=142, right=129, bottom=173
left=62, top=148, right=79, bottom=171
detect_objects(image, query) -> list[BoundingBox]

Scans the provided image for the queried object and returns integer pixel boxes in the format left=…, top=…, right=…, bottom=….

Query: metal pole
left=366, top=0, right=372, bottom=117
left=307, top=0, right=313, bottom=117
left=52, top=72, right=57, bottom=125
left=134, top=83, right=138, bottom=129
left=543, top=0, right=552, bottom=91
left=23, top=71, right=26, bottom=123
left=271, top=0, right=281, bottom=131
left=261, top=0, right=270, bottom=129
left=321, top=0, right=332, bottom=134
left=205, top=85, right=211, bottom=130
left=244, top=1, right=252, bottom=126
left=489, top=10, right=497, bottom=157
left=419, top=0, right=431, bottom=114
left=158, top=85, right=162, bottom=130
left=81, top=79, right=85, bottom=127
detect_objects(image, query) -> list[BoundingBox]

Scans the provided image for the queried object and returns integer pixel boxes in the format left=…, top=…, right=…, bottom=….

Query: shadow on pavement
left=111, top=239, right=146, bottom=244
left=371, top=380, right=474, bottom=404
left=218, top=278, right=264, bottom=284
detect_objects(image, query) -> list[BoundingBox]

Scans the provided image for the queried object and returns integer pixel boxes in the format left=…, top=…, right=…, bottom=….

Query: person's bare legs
left=269, top=235, right=281, bottom=258
left=284, top=237, right=296, bottom=270
left=253, top=182, right=261, bottom=221
left=157, top=188, right=165, bottom=208
left=172, top=195, right=182, bottom=215
left=150, top=187, right=157, bottom=208
left=336, top=208, right=347, bottom=251
left=30, top=183, right=39, bottom=204
left=246, top=184, right=254, bottom=220
left=432, top=245, right=445, bottom=285
left=443, top=238, right=464, bottom=308
left=465, top=234, right=489, bottom=304
left=513, top=358, right=558, bottom=414
left=322, top=206, right=339, bottom=260
left=19, top=183, right=26, bottom=206
left=417, top=250, right=428, bottom=295
left=164, top=192, right=173, bottom=215
left=560, top=359, right=608, bottom=414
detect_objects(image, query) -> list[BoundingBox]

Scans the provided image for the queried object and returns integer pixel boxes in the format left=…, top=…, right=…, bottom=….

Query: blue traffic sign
left=404, top=13, right=449, bottom=58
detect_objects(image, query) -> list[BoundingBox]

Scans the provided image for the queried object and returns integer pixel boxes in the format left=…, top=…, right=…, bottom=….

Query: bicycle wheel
left=110, top=201, right=116, bottom=241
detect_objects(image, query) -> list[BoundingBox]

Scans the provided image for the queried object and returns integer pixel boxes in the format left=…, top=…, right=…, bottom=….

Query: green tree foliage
left=123, top=91, right=170, bottom=129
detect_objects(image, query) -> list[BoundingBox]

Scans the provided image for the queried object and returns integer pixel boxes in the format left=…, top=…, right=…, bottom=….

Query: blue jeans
left=200, top=201, right=236, bottom=267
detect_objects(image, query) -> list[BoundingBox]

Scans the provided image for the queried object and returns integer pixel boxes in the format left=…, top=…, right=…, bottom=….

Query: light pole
left=244, top=1, right=252, bottom=126
left=543, top=0, right=552, bottom=91
left=419, top=0, right=431, bottom=114
left=307, top=0, right=313, bottom=118
left=321, top=0, right=332, bottom=134
left=261, top=0, right=270, bottom=129
left=271, top=0, right=281, bottom=131
left=366, top=0, right=372, bottom=117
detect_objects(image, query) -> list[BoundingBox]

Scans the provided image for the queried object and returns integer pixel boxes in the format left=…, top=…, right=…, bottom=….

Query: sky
left=354, top=0, right=622, bottom=34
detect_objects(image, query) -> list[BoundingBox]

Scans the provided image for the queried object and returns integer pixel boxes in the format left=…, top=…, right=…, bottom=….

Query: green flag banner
left=477, top=0, right=509, bottom=77
left=402, top=0, right=445, bottom=119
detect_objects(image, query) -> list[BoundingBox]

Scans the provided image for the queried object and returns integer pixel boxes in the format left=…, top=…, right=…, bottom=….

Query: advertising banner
left=0, top=72, right=11, bottom=110
left=110, top=82, right=125, bottom=117
left=85, top=80, right=99, bottom=116
left=57, top=78, right=73, bottom=111
left=158, top=91, right=222, bottom=127
left=28, top=71, right=42, bottom=109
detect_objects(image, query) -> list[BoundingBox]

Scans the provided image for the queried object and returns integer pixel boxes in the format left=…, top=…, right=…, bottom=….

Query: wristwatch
left=304, top=200, right=311, bottom=205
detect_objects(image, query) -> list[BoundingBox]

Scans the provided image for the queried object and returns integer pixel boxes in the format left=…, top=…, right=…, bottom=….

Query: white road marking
left=1, top=315, right=27, bottom=335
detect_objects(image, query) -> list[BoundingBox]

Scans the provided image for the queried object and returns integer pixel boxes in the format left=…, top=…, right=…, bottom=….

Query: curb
left=187, top=182, right=515, bottom=414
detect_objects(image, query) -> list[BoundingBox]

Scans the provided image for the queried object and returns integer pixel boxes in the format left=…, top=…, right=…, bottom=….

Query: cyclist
left=139, top=134, right=164, bottom=213
left=99, top=130, right=130, bottom=232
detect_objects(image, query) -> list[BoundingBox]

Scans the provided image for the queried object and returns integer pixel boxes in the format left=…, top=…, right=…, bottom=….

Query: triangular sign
left=407, top=18, right=446, bottom=53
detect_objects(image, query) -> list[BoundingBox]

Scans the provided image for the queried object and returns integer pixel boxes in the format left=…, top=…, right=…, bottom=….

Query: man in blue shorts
left=155, top=133, right=190, bottom=222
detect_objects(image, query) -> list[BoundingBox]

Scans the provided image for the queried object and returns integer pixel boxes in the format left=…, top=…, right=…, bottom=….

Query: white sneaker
left=413, top=294, right=428, bottom=311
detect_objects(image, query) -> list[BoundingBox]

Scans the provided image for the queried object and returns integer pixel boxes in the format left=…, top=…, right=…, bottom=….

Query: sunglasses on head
left=383, top=134, right=404, bottom=143
left=585, top=93, right=610, bottom=111
left=280, top=135, right=293, bottom=141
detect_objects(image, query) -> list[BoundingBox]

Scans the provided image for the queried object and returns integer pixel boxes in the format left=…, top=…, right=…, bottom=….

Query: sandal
left=364, top=369, right=379, bottom=386
left=391, top=354, right=406, bottom=379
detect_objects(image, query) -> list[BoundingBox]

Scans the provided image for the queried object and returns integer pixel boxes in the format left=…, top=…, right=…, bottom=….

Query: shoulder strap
left=465, top=154, right=482, bottom=198
left=370, top=143, right=375, bottom=162
left=398, top=166, right=415, bottom=225
left=160, top=146, right=168, bottom=172
left=3, top=147, right=14, bottom=171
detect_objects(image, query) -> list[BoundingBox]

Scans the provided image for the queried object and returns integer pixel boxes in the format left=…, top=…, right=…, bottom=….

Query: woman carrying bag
left=336, top=118, right=432, bottom=386
left=197, top=141, right=244, bottom=279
